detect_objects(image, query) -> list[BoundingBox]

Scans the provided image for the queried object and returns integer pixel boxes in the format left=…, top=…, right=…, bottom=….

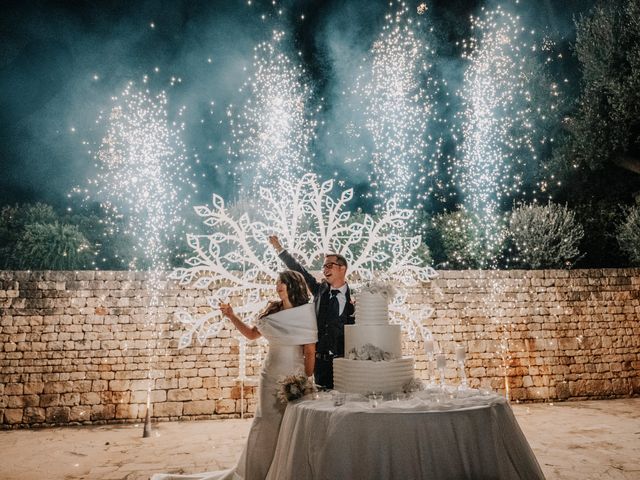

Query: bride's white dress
left=152, top=303, right=317, bottom=480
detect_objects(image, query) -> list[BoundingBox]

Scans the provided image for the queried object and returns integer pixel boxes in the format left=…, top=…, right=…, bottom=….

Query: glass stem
left=459, top=361, right=468, bottom=388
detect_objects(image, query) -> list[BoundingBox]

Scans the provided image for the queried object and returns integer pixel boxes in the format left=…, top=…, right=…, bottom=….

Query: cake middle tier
left=333, top=357, right=415, bottom=395
left=344, top=324, right=402, bottom=358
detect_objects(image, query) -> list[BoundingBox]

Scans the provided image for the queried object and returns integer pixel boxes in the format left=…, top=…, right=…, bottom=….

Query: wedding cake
left=333, top=284, right=414, bottom=394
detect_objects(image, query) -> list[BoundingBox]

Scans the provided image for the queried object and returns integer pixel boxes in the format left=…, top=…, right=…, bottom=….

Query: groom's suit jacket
left=278, top=250, right=355, bottom=357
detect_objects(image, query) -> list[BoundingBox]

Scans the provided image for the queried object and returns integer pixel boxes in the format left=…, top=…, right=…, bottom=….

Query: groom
left=269, top=235, right=355, bottom=389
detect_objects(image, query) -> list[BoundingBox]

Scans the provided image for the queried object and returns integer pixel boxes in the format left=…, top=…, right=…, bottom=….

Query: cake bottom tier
left=333, top=357, right=415, bottom=395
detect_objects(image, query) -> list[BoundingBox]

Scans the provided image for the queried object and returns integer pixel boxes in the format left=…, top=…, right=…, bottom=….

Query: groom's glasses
left=322, top=262, right=343, bottom=270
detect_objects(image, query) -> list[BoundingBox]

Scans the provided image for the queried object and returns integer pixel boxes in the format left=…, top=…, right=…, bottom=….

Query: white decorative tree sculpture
left=171, top=174, right=437, bottom=354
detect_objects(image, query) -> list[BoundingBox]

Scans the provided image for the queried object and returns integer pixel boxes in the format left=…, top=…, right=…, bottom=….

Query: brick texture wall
left=1, top=269, right=639, bottom=428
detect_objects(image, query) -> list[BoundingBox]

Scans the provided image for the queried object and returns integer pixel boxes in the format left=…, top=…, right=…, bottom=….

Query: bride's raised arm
left=219, top=303, right=262, bottom=340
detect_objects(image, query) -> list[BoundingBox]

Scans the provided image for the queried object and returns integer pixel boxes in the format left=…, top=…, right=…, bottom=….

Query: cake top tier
left=357, top=281, right=396, bottom=298
left=355, top=282, right=395, bottom=325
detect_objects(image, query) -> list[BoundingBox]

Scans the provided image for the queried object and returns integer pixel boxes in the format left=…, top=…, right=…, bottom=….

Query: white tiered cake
left=333, top=287, right=414, bottom=394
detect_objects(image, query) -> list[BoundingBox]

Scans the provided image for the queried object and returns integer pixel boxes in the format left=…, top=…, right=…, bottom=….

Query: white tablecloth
left=266, top=390, right=545, bottom=480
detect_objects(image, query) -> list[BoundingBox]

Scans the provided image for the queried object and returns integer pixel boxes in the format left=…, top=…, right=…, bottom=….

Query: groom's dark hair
left=326, top=253, right=348, bottom=268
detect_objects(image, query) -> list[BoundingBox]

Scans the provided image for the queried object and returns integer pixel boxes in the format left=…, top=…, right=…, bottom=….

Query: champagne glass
left=455, top=344, right=468, bottom=390
left=436, top=353, right=447, bottom=389
left=424, top=338, right=436, bottom=387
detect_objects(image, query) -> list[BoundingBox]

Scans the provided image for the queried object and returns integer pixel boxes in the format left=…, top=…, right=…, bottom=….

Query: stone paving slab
left=0, top=399, right=638, bottom=480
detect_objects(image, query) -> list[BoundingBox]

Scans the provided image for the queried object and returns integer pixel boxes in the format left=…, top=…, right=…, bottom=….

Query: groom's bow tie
left=330, top=289, right=340, bottom=297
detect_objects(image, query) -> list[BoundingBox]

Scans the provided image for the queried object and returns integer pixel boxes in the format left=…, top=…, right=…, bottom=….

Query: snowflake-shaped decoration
left=170, top=173, right=437, bottom=349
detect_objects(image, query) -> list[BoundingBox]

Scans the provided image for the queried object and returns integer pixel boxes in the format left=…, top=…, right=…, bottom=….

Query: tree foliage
left=616, top=204, right=640, bottom=265
left=564, top=0, right=640, bottom=175
left=508, top=202, right=584, bottom=269
left=14, top=222, right=93, bottom=270
left=432, top=210, right=505, bottom=269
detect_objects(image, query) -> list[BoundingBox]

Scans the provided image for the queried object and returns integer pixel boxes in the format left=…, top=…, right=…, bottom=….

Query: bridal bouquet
left=277, top=374, right=316, bottom=404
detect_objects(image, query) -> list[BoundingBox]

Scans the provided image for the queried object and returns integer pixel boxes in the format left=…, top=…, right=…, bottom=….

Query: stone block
left=43, top=381, right=72, bottom=394
left=4, top=408, right=23, bottom=424
left=5, top=383, right=23, bottom=395
left=23, top=407, right=46, bottom=423
left=168, top=389, right=192, bottom=401
left=191, top=389, right=209, bottom=401
left=215, top=399, right=236, bottom=414
left=90, top=404, right=116, bottom=421
left=80, top=392, right=101, bottom=405
left=69, top=405, right=91, bottom=422
left=61, top=393, right=80, bottom=406
left=40, top=394, right=61, bottom=407
left=153, top=402, right=183, bottom=417
left=108, top=380, right=130, bottom=391
left=46, top=406, right=71, bottom=423
left=115, top=403, right=137, bottom=420
left=184, top=400, right=216, bottom=415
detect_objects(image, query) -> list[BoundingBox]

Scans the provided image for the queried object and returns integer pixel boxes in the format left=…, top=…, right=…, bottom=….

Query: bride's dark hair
left=258, top=270, right=310, bottom=318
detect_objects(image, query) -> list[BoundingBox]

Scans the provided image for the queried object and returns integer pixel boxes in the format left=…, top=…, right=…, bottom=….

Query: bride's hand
left=219, top=302, right=234, bottom=318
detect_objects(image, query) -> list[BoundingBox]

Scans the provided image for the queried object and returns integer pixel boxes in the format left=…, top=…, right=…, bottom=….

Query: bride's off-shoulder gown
left=152, top=303, right=317, bottom=480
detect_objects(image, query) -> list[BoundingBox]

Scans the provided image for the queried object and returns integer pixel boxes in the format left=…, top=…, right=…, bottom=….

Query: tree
left=564, top=0, right=640, bottom=175
left=616, top=204, right=640, bottom=265
left=508, top=202, right=584, bottom=269
left=14, top=222, right=93, bottom=270
left=0, top=203, right=60, bottom=269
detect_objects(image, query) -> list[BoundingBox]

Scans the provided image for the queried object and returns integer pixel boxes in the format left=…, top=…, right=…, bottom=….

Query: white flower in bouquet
left=276, top=373, right=316, bottom=404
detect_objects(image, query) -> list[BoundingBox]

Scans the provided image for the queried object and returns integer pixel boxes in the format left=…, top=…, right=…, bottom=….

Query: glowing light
left=454, top=7, right=557, bottom=267
left=85, top=82, right=195, bottom=275
left=230, top=31, right=316, bottom=197
left=351, top=1, right=442, bottom=209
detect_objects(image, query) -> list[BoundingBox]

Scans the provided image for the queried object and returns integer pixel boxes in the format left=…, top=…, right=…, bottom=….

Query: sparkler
left=87, top=82, right=195, bottom=434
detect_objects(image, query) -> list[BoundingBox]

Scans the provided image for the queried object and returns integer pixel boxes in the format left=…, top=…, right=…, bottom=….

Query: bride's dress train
left=152, top=303, right=317, bottom=480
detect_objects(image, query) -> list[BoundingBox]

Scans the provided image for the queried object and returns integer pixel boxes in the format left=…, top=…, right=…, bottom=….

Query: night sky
left=0, top=0, right=594, bottom=209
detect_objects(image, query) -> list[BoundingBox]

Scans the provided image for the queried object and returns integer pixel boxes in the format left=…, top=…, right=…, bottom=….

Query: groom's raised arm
left=268, top=235, right=322, bottom=296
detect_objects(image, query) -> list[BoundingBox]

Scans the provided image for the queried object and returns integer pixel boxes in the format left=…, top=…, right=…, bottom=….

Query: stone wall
left=1, top=269, right=639, bottom=428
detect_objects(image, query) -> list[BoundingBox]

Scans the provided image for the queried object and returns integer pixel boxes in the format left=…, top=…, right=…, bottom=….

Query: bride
left=152, top=270, right=317, bottom=480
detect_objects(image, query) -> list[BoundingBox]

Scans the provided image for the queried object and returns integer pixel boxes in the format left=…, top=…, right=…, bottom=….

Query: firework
left=454, top=7, right=559, bottom=267
left=357, top=1, right=442, bottom=210
left=89, top=82, right=194, bottom=281
left=230, top=30, right=317, bottom=198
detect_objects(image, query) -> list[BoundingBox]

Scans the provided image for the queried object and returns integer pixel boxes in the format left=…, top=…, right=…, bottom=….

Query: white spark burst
left=89, top=83, right=194, bottom=284
left=230, top=30, right=317, bottom=196
left=455, top=7, right=557, bottom=267
left=171, top=173, right=436, bottom=350
left=358, top=0, right=443, bottom=209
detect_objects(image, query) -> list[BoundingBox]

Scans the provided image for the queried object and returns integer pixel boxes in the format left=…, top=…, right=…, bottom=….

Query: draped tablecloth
left=266, top=390, right=545, bottom=480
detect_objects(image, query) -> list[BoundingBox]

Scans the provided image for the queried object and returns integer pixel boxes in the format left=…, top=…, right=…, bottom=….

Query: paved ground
left=1, top=398, right=638, bottom=480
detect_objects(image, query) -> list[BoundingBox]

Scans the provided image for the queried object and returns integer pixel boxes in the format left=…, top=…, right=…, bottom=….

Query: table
left=266, top=389, right=545, bottom=480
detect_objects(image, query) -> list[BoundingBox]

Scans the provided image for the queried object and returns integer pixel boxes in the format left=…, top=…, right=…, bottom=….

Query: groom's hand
left=219, top=302, right=234, bottom=318
left=268, top=235, right=283, bottom=253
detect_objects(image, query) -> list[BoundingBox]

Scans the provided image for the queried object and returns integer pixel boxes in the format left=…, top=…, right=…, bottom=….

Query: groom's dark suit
left=278, top=250, right=355, bottom=389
